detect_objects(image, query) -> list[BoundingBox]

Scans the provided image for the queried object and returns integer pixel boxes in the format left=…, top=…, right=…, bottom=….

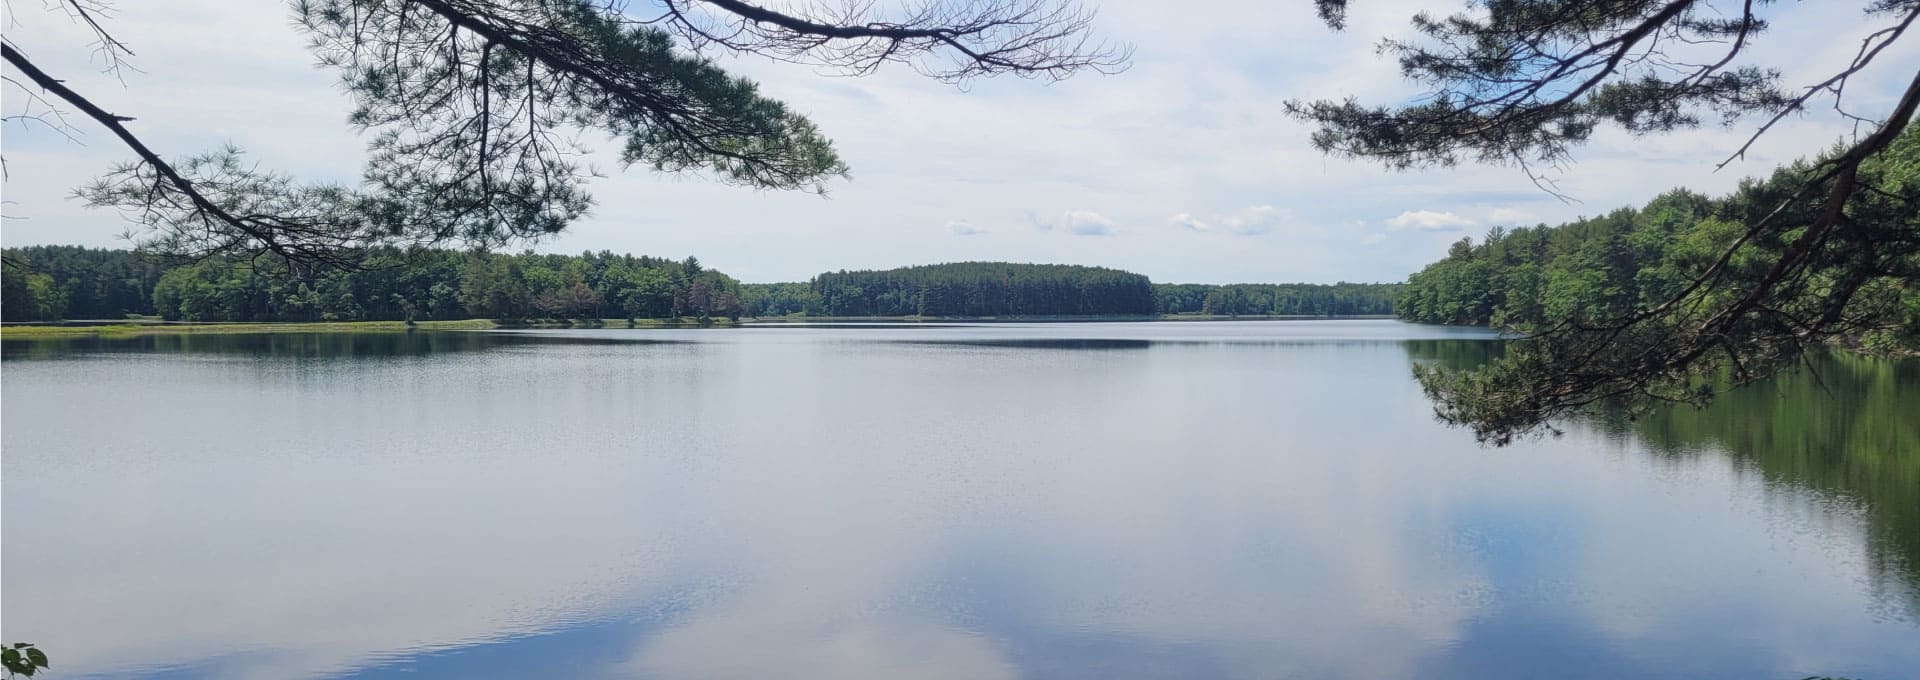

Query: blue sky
left=5, top=1, right=1917, bottom=284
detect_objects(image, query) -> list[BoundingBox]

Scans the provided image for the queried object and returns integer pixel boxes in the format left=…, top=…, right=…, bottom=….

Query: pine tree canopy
left=1300, top=1, right=1920, bottom=443
left=2, top=0, right=1127, bottom=266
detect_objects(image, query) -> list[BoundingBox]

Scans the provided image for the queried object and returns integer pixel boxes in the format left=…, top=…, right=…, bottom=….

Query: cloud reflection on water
left=2, top=322, right=1914, bottom=679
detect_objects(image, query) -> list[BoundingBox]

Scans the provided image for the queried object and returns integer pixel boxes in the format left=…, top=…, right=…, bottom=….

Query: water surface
left=3, top=321, right=1915, bottom=679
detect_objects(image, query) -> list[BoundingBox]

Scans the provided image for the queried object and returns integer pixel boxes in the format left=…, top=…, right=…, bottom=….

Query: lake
left=3, top=320, right=1916, bottom=679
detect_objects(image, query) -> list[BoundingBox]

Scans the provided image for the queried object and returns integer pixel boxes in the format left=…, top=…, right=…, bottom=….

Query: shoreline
left=0, top=318, right=721, bottom=338
left=0, top=314, right=1400, bottom=338
left=740, top=314, right=1398, bottom=324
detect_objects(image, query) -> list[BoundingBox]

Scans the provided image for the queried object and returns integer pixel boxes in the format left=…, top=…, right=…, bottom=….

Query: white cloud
left=1171, top=205, right=1295, bottom=236
left=1487, top=208, right=1538, bottom=225
left=1025, top=210, right=1053, bottom=233
left=946, top=220, right=986, bottom=236
left=1170, top=213, right=1210, bottom=232
left=1219, top=204, right=1286, bottom=236
left=1359, top=233, right=1388, bottom=246
left=1064, top=210, right=1117, bottom=237
left=1026, top=210, right=1116, bottom=236
left=1385, top=210, right=1476, bottom=232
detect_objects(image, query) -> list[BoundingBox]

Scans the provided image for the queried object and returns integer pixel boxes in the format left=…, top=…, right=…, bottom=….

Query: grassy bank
left=1157, top=313, right=1398, bottom=322
left=739, top=314, right=1398, bottom=323
left=0, top=319, right=500, bottom=338
left=739, top=314, right=1157, bottom=323
left=0, top=318, right=744, bottom=338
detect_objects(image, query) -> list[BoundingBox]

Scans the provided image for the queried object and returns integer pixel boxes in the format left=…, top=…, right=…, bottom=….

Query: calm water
left=3, top=321, right=1916, bottom=679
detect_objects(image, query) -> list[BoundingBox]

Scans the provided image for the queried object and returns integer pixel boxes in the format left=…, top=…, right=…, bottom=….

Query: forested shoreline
left=2, top=249, right=1400, bottom=324
left=760, top=263, right=1158, bottom=317
left=739, top=263, right=1399, bottom=317
left=1, top=247, right=745, bottom=323
left=1149, top=283, right=1397, bottom=317
left=1395, top=134, right=1920, bottom=356
left=1396, top=193, right=1920, bottom=353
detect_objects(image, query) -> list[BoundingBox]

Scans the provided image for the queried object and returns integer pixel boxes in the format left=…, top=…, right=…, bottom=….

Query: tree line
left=1151, top=283, right=1398, bottom=317
left=1396, top=190, right=1738, bottom=330
left=1, top=246, right=166, bottom=322
left=1398, top=128, right=1920, bottom=355
left=739, top=263, right=1400, bottom=318
left=6, top=250, right=1405, bottom=323
left=746, top=262, right=1157, bottom=317
left=1, top=246, right=744, bottom=323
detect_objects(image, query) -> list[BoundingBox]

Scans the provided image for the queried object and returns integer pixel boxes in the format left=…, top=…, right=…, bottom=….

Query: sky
left=4, top=1, right=1918, bottom=284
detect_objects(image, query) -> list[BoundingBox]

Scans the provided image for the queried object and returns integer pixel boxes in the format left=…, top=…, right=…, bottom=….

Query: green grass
left=1157, top=313, right=1397, bottom=321
left=739, top=314, right=1157, bottom=323
left=0, top=319, right=500, bottom=337
left=512, top=318, right=739, bottom=329
left=738, top=314, right=1397, bottom=323
left=0, top=317, right=751, bottom=338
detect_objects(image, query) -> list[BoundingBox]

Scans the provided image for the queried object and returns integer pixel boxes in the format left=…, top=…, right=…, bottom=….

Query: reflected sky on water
left=3, top=321, right=1914, bottom=679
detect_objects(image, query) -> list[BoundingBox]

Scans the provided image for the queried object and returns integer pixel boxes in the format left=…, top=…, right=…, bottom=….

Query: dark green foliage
left=1153, top=283, right=1399, bottom=316
left=1400, top=128, right=1920, bottom=443
left=741, top=266, right=1398, bottom=318
left=1397, top=190, right=1721, bottom=329
left=807, top=262, right=1155, bottom=317
left=2, top=247, right=741, bottom=323
left=739, top=282, right=821, bottom=317
left=13, top=252, right=1400, bottom=322
left=1, top=269, right=65, bottom=323
left=2, top=246, right=165, bottom=321
left=1, top=643, right=49, bottom=678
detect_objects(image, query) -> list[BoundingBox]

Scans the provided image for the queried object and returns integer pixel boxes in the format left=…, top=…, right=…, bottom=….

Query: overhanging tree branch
left=1309, top=0, right=1920, bottom=444
left=3, top=41, right=348, bottom=265
left=6, top=0, right=1125, bottom=266
left=668, top=0, right=1131, bottom=81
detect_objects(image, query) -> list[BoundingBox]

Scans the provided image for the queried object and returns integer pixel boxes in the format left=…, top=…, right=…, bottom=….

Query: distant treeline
left=741, top=263, right=1399, bottom=317
left=2, top=246, right=742, bottom=322
left=744, top=262, right=1157, bottom=317
left=1, top=246, right=165, bottom=321
left=1150, top=283, right=1399, bottom=316
left=4, top=248, right=1401, bottom=322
